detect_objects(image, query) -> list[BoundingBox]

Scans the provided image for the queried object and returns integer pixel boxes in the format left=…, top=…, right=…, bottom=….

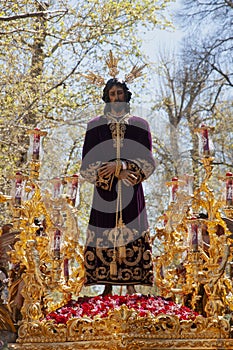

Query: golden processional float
left=1, top=125, right=233, bottom=349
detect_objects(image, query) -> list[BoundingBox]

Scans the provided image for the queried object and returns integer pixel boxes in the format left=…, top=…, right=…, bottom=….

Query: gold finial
left=125, top=64, right=147, bottom=83
left=106, top=50, right=119, bottom=78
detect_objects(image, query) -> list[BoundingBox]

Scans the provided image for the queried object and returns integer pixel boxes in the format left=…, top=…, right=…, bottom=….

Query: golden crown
left=80, top=50, right=146, bottom=86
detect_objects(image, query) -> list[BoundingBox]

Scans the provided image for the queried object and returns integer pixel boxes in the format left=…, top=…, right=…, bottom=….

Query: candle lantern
left=225, top=172, right=233, bottom=207
left=52, top=177, right=62, bottom=199
left=182, top=174, right=194, bottom=196
left=171, top=176, right=178, bottom=203
left=66, top=174, right=79, bottom=206
left=163, top=213, right=168, bottom=227
left=13, top=172, right=25, bottom=206
left=196, top=124, right=214, bottom=158
left=54, top=228, right=61, bottom=259
left=27, top=128, right=47, bottom=162
left=187, top=217, right=202, bottom=252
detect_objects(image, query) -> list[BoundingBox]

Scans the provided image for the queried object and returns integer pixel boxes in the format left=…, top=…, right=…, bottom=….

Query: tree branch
left=16, top=48, right=92, bottom=123
left=0, top=9, right=67, bottom=21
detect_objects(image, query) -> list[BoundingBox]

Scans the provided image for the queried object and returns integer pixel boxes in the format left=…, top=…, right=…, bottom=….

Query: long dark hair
left=102, top=78, right=132, bottom=114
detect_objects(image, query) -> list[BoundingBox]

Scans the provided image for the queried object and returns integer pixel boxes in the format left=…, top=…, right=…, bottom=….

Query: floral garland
left=45, top=294, right=200, bottom=325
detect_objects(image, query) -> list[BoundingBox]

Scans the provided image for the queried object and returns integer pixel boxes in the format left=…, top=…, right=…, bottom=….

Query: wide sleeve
left=80, top=119, right=115, bottom=190
left=123, top=117, right=156, bottom=184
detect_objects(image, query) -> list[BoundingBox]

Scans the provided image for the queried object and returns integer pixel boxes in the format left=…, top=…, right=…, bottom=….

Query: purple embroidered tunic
left=80, top=113, right=156, bottom=286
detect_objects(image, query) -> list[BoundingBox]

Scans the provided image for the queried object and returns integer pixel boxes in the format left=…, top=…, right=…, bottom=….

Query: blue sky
left=141, top=0, right=183, bottom=60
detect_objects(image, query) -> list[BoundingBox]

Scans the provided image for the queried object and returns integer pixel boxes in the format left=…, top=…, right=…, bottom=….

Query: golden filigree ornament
left=79, top=50, right=147, bottom=87
left=0, top=193, right=12, bottom=203
left=3, top=104, right=233, bottom=350
left=2, top=128, right=85, bottom=341
left=155, top=123, right=233, bottom=319
left=11, top=306, right=232, bottom=347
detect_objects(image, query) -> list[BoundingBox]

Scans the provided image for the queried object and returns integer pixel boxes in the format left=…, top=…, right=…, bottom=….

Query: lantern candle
left=32, top=128, right=41, bottom=161
left=163, top=213, right=168, bottom=227
left=54, top=229, right=61, bottom=259
left=226, top=172, right=233, bottom=207
left=69, top=174, right=79, bottom=206
left=201, top=124, right=210, bottom=156
left=190, top=217, right=198, bottom=252
left=52, top=178, right=62, bottom=198
left=183, top=174, right=193, bottom=196
left=171, top=177, right=178, bottom=202
left=27, top=128, right=47, bottom=162
left=14, top=172, right=23, bottom=206
left=64, top=258, right=69, bottom=282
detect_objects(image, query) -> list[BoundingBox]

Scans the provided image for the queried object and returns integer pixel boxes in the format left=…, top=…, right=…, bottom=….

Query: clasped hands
left=98, top=161, right=138, bottom=186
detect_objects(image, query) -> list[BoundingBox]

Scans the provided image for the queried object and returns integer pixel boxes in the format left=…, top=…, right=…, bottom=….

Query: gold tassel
left=119, top=245, right=126, bottom=259
left=118, top=223, right=126, bottom=259
left=110, top=254, right=117, bottom=276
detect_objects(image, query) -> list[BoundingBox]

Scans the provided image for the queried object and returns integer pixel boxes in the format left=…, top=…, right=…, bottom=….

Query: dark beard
left=110, top=102, right=127, bottom=114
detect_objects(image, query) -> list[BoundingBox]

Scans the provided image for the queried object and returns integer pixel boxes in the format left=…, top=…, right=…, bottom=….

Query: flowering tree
left=0, top=0, right=173, bottom=223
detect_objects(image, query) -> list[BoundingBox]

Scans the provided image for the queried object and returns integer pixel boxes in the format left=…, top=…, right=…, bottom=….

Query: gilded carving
left=4, top=127, right=233, bottom=350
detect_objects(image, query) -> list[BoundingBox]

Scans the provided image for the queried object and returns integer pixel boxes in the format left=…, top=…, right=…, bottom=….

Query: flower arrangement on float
left=45, top=294, right=200, bottom=325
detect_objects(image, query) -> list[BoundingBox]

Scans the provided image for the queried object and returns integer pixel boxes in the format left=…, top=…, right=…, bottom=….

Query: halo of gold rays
left=80, top=50, right=147, bottom=86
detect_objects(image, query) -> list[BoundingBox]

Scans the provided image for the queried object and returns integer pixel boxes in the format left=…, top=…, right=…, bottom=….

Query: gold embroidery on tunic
left=126, top=161, right=145, bottom=184
left=84, top=250, right=95, bottom=269
left=109, top=123, right=126, bottom=148
left=106, top=112, right=130, bottom=148
left=81, top=160, right=115, bottom=190
left=133, top=158, right=155, bottom=179
left=80, top=161, right=102, bottom=183
left=85, top=229, right=95, bottom=246
left=96, top=173, right=114, bottom=191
